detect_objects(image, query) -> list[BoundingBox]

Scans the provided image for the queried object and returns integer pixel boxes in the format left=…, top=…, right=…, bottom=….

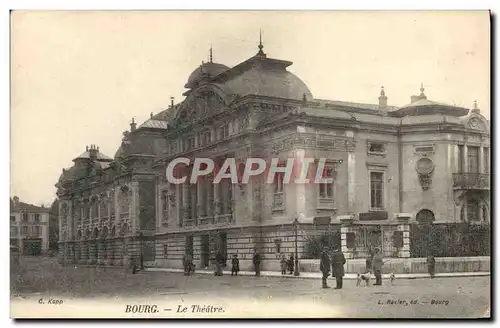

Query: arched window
left=416, top=209, right=435, bottom=225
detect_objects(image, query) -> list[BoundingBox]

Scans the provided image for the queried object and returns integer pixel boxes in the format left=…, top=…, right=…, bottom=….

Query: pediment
left=466, top=115, right=488, bottom=132
left=176, top=86, right=228, bottom=123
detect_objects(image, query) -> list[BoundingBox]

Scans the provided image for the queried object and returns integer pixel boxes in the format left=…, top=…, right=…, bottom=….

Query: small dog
left=389, top=272, right=396, bottom=285
left=356, top=272, right=372, bottom=286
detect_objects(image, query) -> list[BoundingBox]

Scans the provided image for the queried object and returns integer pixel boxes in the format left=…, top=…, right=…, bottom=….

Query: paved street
left=11, top=257, right=490, bottom=318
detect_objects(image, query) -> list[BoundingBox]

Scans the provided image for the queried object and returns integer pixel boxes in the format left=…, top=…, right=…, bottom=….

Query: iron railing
left=452, top=173, right=489, bottom=190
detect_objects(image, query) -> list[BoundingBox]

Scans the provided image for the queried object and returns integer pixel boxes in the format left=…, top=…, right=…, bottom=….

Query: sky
left=10, top=10, right=490, bottom=206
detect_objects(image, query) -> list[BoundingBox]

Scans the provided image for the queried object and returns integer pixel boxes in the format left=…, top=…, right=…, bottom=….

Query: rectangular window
left=370, top=172, right=384, bottom=209
left=272, top=163, right=285, bottom=210
left=275, top=239, right=282, bottom=254
left=33, top=226, right=40, bottom=236
left=187, top=137, right=195, bottom=150
left=164, top=245, right=168, bottom=259
left=92, top=201, right=98, bottom=218
left=10, top=226, right=18, bottom=237
left=171, top=142, right=177, bottom=154
left=466, top=198, right=479, bottom=221
left=219, top=123, right=229, bottom=140
left=484, top=147, right=489, bottom=174
left=467, top=146, right=479, bottom=173
left=202, top=131, right=211, bottom=146
left=319, top=165, right=334, bottom=199
left=161, top=190, right=168, bottom=212
left=10, top=216, right=15, bottom=222
left=100, top=200, right=108, bottom=217
left=22, top=226, right=28, bottom=236
left=22, top=213, right=28, bottom=222
left=457, top=145, right=464, bottom=173
left=368, top=142, right=385, bottom=154
left=34, top=214, right=40, bottom=223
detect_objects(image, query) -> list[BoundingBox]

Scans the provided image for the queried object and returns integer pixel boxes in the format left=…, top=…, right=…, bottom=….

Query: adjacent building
left=10, top=196, right=50, bottom=255
left=56, top=40, right=490, bottom=271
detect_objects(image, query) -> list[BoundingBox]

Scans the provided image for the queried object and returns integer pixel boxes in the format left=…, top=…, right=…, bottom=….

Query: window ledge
left=368, top=151, right=386, bottom=157
left=369, top=208, right=386, bottom=212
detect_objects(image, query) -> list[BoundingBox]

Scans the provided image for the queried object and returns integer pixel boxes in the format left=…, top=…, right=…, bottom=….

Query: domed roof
left=215, top=65, right=313, bottom=101
left=185, top=62, right=230, bottom=89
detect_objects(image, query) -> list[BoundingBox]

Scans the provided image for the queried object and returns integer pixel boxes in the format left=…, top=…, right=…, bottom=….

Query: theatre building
left=57, top=41, right=490, bottom=271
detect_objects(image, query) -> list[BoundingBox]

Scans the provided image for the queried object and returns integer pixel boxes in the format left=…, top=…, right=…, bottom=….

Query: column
left=463, top=145, right=468, bottom=172
left=339, top=215, right=355, bottom=259
left=454, top=145, right=460, bottom=173
left=182, top=183, right=189, bottom=223
left=395, top=214, right=412, bottom=258
left=197, top=178, right=205, bottom=219
left=347, top=152, right=356, bottom=213
left=479, top=147, right=484, bottom=174
left=462, top=196, right=468, bottom=222
left=214, top=181, right=221, bottom=217
left=131, top=181, right=139, bottom=233
left=207, top=175, right=214, bottom=218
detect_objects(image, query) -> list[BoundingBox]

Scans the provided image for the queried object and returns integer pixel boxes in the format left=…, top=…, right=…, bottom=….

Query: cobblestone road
left=11, top=257, right=490, bottom=318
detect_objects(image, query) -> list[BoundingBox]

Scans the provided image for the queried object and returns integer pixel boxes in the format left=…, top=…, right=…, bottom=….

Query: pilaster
left=339, top=214, right=355, bottom=259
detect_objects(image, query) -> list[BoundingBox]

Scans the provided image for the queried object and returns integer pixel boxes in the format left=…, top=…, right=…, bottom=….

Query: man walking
left=427, top=253, right=436, bottom=278
left=182, top=253, right=193, bottom=276
left=331, top=247, right=346, bottom=289
left=252, top=250, right=261, bottom=276
left=231, top=254, right=240, bottom=276
left=320, top=247, right=331, bottom=289
left=288, top=254, right=295, bottom=275
left=372, top=247, right=384, bottom=285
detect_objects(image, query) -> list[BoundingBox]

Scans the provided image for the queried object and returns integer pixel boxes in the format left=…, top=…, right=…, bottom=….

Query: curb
left=145, top=268, right=490, bottom=280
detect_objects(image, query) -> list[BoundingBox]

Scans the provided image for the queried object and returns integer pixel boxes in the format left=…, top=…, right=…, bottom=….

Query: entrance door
left=141, top=236, right=156, bottom=268
left=201, top=234, right=210, bottom=268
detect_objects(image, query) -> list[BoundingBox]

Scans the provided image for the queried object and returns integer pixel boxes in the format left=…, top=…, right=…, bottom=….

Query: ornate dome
left=185, top=62, right=230, bottom=89
left=219, top=68, right=313, bottom=101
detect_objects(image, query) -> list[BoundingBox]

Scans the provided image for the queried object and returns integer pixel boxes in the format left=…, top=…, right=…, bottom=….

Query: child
left=280, top=255, right=287, bottom=275
left=231, top=254, right=240, bottom=276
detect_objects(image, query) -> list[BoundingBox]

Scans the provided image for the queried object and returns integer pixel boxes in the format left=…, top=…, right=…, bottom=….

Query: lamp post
left=293, top=217, right=300, bottom=276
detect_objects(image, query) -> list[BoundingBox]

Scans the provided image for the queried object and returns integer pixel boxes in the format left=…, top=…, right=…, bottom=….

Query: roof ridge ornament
left=471, top=100, right=480, bottom=114
left=209, top=44, right=213, bottom=63
left=420, top=82, right=426, bottom=97
left=256, top=29, right=266, bottom=57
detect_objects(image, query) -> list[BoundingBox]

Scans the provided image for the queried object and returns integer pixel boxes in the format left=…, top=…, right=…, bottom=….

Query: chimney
left=89, top=144, right=98, bottom=160
left=170, top=97, right=175, bottom=109
left=13, top=196, right=19, bottom=207
left=130, top=117, right=137, bottom=132
left=378, top=86, right=388, bottom=109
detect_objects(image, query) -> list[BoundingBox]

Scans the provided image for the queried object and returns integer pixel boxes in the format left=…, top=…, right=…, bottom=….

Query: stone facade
left=56, top=42, right=490, bottom=269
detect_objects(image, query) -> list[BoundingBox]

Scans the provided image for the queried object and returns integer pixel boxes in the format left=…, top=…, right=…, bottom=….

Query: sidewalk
left=146, top=267, right=490, bottom=280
